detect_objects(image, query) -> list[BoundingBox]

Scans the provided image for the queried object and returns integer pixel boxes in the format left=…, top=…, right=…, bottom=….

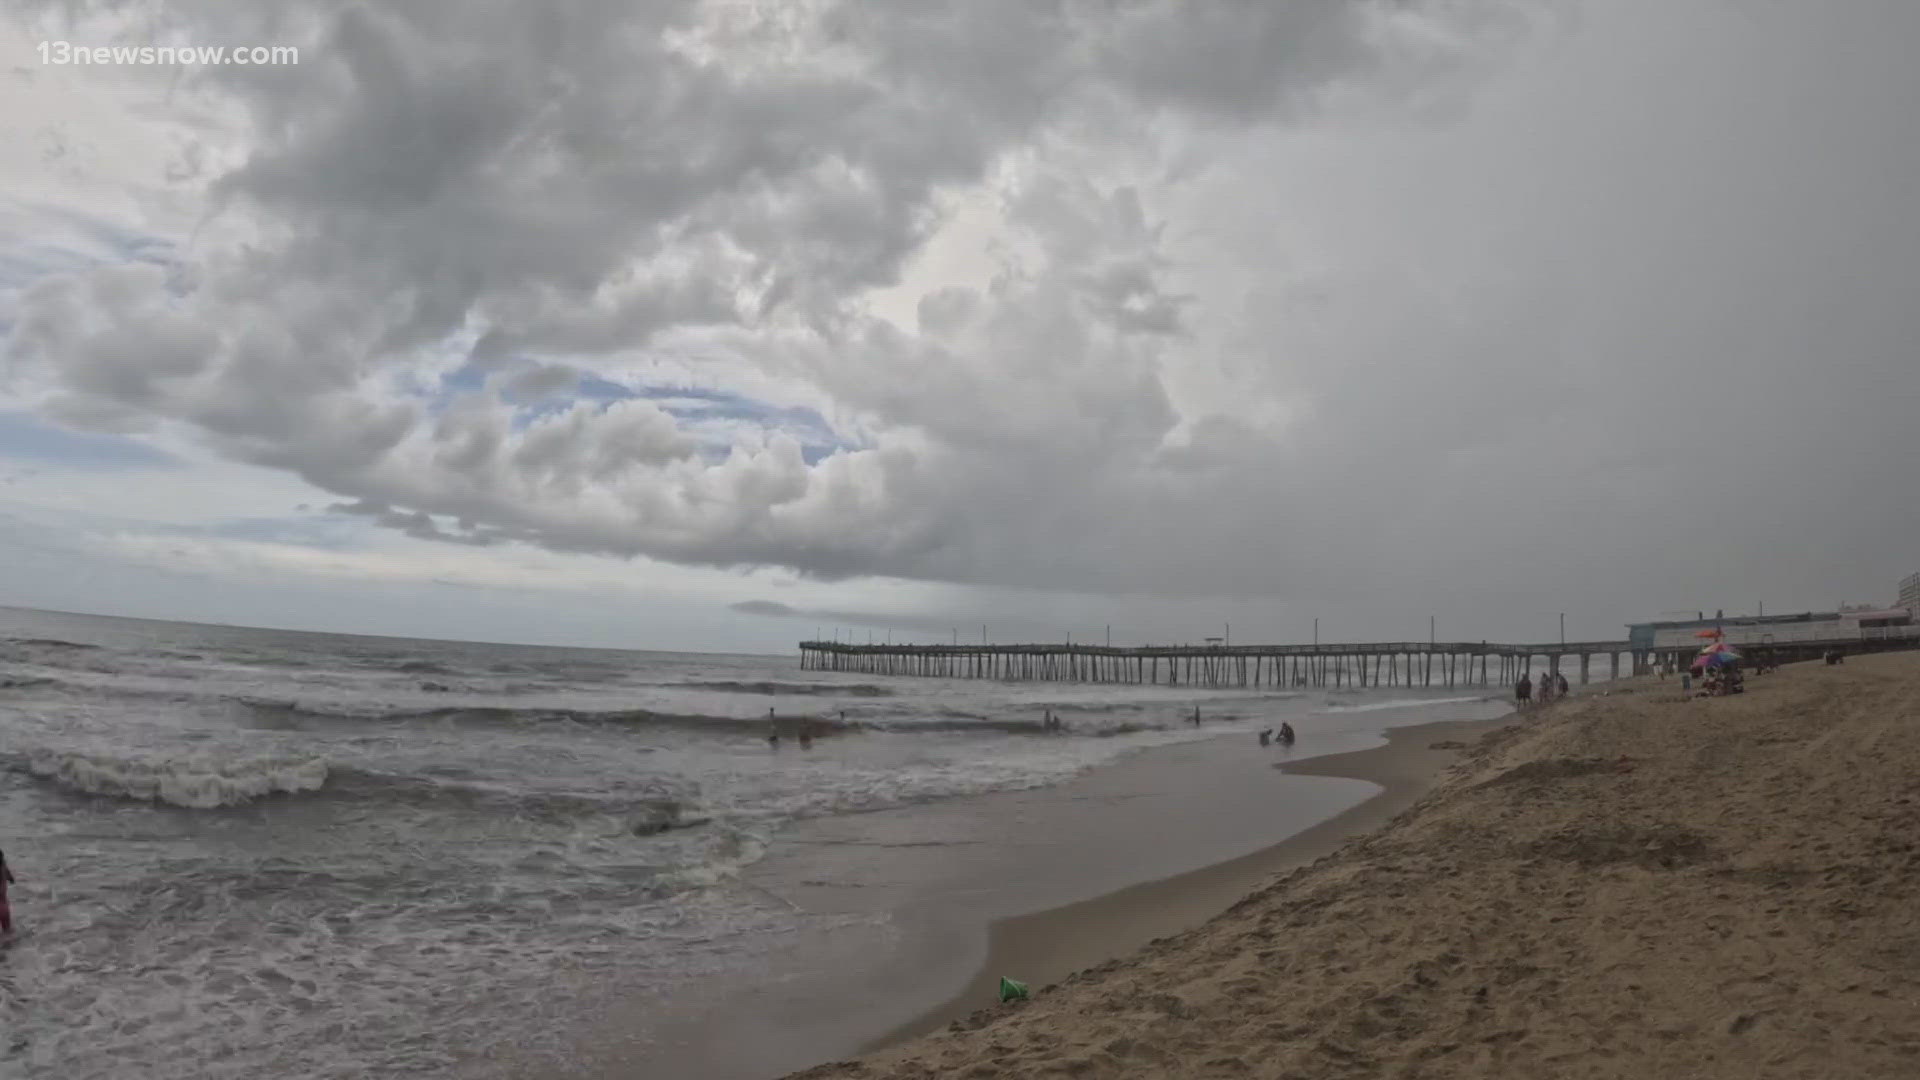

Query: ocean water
left=0, top=606, right=1498, bottom=1078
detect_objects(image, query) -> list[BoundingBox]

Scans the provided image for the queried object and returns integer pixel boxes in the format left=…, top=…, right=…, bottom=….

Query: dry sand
left=790, top=652, right=1920, bottom=1078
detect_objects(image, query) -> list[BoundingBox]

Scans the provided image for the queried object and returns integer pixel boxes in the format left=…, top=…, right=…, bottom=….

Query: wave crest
left=667, top=680, right=895, bottom=697
left=26, top=749, right=329, bottom=808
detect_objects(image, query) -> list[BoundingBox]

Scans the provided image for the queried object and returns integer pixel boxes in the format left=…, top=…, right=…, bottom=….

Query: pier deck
left=798, top=634, right=1915, bottom=689
left=800, top=639, right=1634, bottom=689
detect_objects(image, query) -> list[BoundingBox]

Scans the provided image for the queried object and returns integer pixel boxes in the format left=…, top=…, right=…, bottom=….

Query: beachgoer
left=1192, top=707, right=1201, bottom=727
left=1, top=847, right=15, bottom=934
left=1259, top=728, right=1272, bottom=746
left=1278, top=722, right=1295, bottom=745
left=767, top=707, right=780, bottom=747
left=1556, top=672, right=1569, bottom=698
left=1515, top=673, right=1532, bottom=705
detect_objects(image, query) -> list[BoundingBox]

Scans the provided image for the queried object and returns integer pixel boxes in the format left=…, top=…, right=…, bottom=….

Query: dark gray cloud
left=5, top=0, right=1919, bottom=644
left=731, top=597, right=1059, bottom=640
left=730, top=599, right=796, bottom=617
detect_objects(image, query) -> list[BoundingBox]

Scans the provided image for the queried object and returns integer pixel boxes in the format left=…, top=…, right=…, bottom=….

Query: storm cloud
left=4, top=0, right=1918, bottom=644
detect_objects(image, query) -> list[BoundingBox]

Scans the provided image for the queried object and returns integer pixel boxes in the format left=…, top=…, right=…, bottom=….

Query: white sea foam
left=25, top=748, right=330, bottom=807
left=1321, top=694, right=1491, bottom=713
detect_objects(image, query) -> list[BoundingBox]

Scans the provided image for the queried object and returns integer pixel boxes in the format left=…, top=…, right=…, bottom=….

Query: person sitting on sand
left=1259, top=728, right=1272, bottom=746
left=1515, top=673, right=1532, bottom=706
left=1278, top=722, right=1296, bottom=746
left=1, top=847, right=16, bottom=935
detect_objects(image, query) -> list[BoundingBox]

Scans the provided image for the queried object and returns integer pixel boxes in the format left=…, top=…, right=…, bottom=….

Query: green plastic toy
left=998, top=977, right=1029, bottom=1002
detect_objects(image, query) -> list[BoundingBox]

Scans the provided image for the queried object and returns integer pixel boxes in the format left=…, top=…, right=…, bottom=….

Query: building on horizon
left=1629, top=572, right=1917, bottom=651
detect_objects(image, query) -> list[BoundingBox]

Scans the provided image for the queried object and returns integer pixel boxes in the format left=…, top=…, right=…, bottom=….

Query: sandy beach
left=790, top=652, right=1920, bottom=1078
left=870, top=715, right=1509, bottom=1050
left=565, top=700, right=1511, bottom=1080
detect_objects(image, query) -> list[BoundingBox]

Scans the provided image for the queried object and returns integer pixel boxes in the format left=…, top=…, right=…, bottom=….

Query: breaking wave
left=232, top=699, right=805, bottom=734
left=666, top=680, right=895, bottom=697
left=23, top=748, right=330, bottom=808
left=8, top=636, right=101, bottom=651
left=328, top=768, right=700, bottom=833
left=222, top=697, right=1191, bottom=738
left=1321, top=694, right=1492, bottom=713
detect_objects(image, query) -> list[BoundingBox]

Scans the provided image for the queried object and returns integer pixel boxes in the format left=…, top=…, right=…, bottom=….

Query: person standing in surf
left=1, top=847, right=15, bottom=934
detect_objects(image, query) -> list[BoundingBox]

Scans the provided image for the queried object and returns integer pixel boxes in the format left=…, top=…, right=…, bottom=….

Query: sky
left=0, top=0, right=1916, bottom=654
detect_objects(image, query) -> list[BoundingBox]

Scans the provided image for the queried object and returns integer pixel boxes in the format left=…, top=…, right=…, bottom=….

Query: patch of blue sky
left=1, top=205, right=179, bottom=278
left=633, top=384, right=841, bottom=440
left=0, top=246, right=106, bottom=287
left=0, top=412, right=176, bottom=470
left=439, top=363, right=489, bottom=394
left=577, top=374, right=636, bottom=402
left=644, top=388, right=857, bottom=465
left=415, top=349, right=506, bottom=414
left=428, top=360, right=858, bottom=462
left=30, top=205, right=175, bottom=258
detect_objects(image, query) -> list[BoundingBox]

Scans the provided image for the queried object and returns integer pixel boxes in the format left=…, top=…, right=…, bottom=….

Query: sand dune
left=791, top=652, right=1920, bottom=1078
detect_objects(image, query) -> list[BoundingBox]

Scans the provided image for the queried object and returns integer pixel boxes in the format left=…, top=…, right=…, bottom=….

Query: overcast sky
left=1, top=0, right=1915, bottom=654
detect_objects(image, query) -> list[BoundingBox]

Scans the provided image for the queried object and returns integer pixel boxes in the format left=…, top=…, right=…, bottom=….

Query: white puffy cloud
left=4, top=0, right=1918, bottom=646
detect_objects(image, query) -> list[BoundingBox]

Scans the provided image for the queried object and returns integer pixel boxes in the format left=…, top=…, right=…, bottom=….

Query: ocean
left=0, top=606, right=1501, bottom=1078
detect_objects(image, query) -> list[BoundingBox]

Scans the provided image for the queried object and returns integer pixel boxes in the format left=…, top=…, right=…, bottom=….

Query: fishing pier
left=798, top=639, right=1644, bottom=689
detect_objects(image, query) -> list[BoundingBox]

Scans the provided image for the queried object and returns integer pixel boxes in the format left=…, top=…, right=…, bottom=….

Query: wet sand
left=868, top=715, right=1510, bottom=1049
left=570, top=698, right=1511, bottom=1079
left=791, top=653, right=1920, bottom=1079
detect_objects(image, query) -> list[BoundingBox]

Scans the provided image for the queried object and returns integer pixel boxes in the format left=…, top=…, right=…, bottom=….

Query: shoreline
left=793, top=654, right=1920, bottom=1079
left=558, top=699, right=1514, bottom=1080
left=862, top=713, right=1512, bottom=1051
